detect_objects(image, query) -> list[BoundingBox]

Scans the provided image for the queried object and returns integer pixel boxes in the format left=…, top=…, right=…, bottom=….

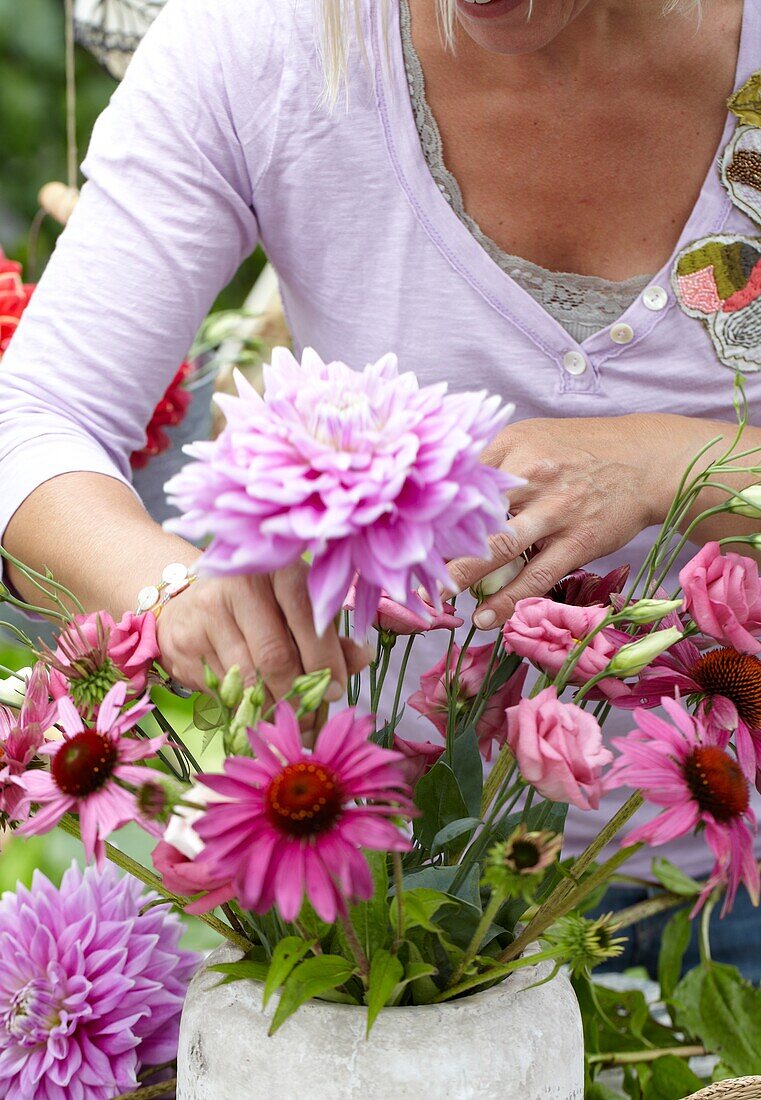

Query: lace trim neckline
left=398, top=0, right=653, bottom=326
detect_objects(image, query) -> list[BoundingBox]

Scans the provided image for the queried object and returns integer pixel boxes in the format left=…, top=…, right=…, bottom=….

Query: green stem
left=587, top=1046, right=706, bottom=1068
left=387, top=635, right=416, bottom=746
left=113, top=1081, right=178, bottom=1100
left=57, top=814, right=252, bottom=952
left=699, top=893, right=716, bottom=965
left=432, top=947, right=560, bottom=1003
left=392, top=852, right=405, bottom=951
left=449, top=891, right=503, bottom=988
left=480, top=741, right=515, bottom=815
left=339, top=912, right=370, bottom=984
left=610, top=892, right=686, bottom=931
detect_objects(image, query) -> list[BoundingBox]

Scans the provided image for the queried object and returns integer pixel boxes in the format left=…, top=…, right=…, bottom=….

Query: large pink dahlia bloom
left=194, top=702, right=413, bottom=922
left=165, top=348, right=517, bottom=635
left=0, top=863, right=198, bottom=1100
left=18, top=682, right=164, bottom=866
left=606, top=697, right=760, bottom=915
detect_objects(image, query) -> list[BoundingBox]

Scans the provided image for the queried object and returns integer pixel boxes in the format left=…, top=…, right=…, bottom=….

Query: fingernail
left=325, top=679, right=344, bottom=702
left=474, top=609, right=497, bottom=630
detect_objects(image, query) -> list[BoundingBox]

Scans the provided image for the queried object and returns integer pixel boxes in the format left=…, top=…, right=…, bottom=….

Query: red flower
left=130, top=361, right=193, bottom=469
left=0, top=251, right=35, bottom=356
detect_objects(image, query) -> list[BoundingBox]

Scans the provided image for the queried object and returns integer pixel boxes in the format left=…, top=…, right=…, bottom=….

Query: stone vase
left=177, top=945, right=584, bottom=1100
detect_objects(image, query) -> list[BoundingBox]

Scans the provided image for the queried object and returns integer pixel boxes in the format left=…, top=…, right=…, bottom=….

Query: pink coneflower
left=194, top=702, right=413, bottom=922
left=0, top=664, right=57, bottom=823
left=606, top=697, right=760, bottom=915
left=615, top=636, right=761, bottom=786
left=18, top=682, right=164, bottom=865
left=165, top=348, right=517, bottom=636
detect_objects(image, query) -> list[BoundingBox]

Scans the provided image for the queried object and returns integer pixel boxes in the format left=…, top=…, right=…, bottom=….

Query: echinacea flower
left=44, top=610, right=159, bottom=714
left=0, top=664, right=57, bottom=823
left=165, top=348, right=517, bottom=635
left=18, top=682, right=164, bottom=866
left=614, top=636, right=761, bottom=785
left=0, top=862, right=198, bottom=1100
left=546, top=913, right=626, bottom=977
left=193, top=702, right=413, bottom=922
left=505, top=687, right=612, bottom=810
left=344, top=583, right=463, bottom=635
left=679, top=542, right=761, bottom=655
left=605, top=696, right=760, bottom=914
left=483, top=826, right=563, bottom=902
left=409, top=645, right=527, bottom=760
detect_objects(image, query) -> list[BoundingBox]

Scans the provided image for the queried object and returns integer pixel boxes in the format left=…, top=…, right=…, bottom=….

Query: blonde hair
left=317, top=0, right=702, bottom=106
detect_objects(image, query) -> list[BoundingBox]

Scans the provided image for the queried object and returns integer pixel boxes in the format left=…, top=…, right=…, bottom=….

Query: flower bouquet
left=0, top=348, right=759, bottom=1098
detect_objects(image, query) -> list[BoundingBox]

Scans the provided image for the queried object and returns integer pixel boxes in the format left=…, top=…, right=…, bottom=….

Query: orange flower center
left=683, top=745, right=749, bottom=822
left=51, top=731, right=118, bottom=797
left=690, top=648, right=761, bottom=729
left=266, top=762, right=343, bottom=837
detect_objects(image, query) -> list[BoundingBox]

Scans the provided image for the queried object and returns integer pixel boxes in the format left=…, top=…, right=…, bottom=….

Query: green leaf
left=658, top=908, right=691, bottom=1003
left=643, top=1056, right=702, bottom=1100
left=389, top=888, right=455, bottom=933
left=673, top=962, right=761, bottom=1076
left=366, top=949, right=404, bottom=1035
left=352, top=851, right=391, bottom=957
left=403, top=942, right=441, bottom=1005
left=451, top=725, right=483, bottom=817
left=269, top=955, right=356, bottom=1035
left=652, top=858, right=701, bottom=897
left=430, top=816, right=481, bottom=856
left=413, top=760, right=469, bottom=850
left=263, top=936, right=314, bottom=1009
left=728, top=72, right=761, bottom=127
left=208, top=945, right=270, bottom=986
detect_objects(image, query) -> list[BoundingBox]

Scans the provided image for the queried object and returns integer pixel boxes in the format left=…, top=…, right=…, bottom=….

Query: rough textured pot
left=177, top=945, right=584, bottom=1100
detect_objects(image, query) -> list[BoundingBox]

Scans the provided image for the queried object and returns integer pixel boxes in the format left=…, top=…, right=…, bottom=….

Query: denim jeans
left=591, top=885, right=761, bottom=984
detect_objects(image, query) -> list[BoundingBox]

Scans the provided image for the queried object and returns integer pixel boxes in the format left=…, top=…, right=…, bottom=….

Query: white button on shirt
left=643, top=285, right=668, bottom=311
left=610, top=323, right=635, bottom=345
left=563, top=351, right=587, bottom=376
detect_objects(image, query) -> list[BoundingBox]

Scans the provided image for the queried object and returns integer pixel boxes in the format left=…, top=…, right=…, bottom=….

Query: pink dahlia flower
left=0, top=664, right=56, bottom=823
left=605, top=697, right=760, bottom=915
left=344, top=583, right=463, bottom=635
left=505, top=686, right=612, bottom=810
left=408, top=644, right=528, bottom=760
left=0, top=862, right=198, bottom=1100
left=46, top=610, right=160, bottom=714
left=18, top=682, right=164, bottom=866
left=194, top=702, right=413, bottom=922
left=503, top=598, right=629, bottom=697
left=165, top=348, right=517, bottom=636
left=612, top=635, right=761, bottom=787
left=679, top=542, right=761, bottom=655
left=392, top=735, right=446, bottom=786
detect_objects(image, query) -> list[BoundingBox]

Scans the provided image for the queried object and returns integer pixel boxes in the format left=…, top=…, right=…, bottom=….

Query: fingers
left=473, top=536, right=590, bottom=628
left=446, top=507, right=553, bottom=597
left=272, top=564, right=350, bottom=702
left=231, top=578, right=305, bottom=701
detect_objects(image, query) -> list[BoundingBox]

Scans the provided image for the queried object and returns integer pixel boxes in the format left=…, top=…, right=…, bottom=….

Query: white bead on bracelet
left=135, top=562, right=197, bottom=619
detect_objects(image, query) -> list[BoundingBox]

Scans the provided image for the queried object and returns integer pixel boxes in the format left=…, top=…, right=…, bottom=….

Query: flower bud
left=225, top=682, right=266, bottom=756
left=203, top=664, right=220, bottom=693
left=546, top=913, right=626, bottom=977
left=219, top=665, right=244, bottom=709
left=483, top=827, right=562, bottom=902
left=136, top=775, right=187, bottom=824
left=292, top=668, right=332, bottom=713
left=606, top=626, right=683, bottom=677
left=728, top=484, right=761, bottom=519
left=617, top=598, right=684, bottom=625
left=470, top=559, right=525, bottom=602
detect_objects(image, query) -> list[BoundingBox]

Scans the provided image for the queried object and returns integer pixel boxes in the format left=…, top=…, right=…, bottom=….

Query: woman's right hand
left=156, top=560, right=372, bottom=703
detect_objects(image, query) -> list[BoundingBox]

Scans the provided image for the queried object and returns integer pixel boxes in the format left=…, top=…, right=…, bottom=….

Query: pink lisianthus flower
left=505, top=687, right=612, bottom=810
left=0, top=664, right=57, bottom=823
left=152, top=783, right=236, bottom=914
left=193, top=702, right=413, bottom=922
left=605, top=696, right=760, bottom=915
left=392, top=735, right=446, bottom=786
left=679, top=542, right=761, bottom=655
left=46, top=610, right=160, bottom=714
left=18, top=682, right=165, bottom=866
left=408, top=645, right=528, bottom=760
left=502, top=598, right=629, bottom=698
left=612, top=633, right=761, bottom=787
left=165, top=348, right=518, bottom=636
left=344, top=583, right=463, bottom=635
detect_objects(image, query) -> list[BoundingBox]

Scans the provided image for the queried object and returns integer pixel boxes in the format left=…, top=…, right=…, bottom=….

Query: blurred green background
left=0, top=0, right=259, bottom=947
left=0, top=0, right=262, bottom=297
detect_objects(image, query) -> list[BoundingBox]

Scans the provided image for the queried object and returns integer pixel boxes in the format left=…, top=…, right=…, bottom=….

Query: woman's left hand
left=446, top=413, right=682, bottom=629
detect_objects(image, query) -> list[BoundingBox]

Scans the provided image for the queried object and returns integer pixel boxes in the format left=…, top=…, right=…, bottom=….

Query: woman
left=0, top=0, right=759, bottom=971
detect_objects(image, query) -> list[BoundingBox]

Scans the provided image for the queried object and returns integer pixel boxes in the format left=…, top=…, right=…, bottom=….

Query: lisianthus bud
left=606, top=627, right=683, bottom=677
left=219, top=665, right=244, bottom=709
left=204, top=664, right=220, bottom=693
left=728, top=484, right=761, bottom=519
left=546, top=913, right=626, bottom=977
left=617, top=598, right=684, bottom=625
left=291, top=668, right=332, bottom=713
left=136, top=775, right=187, bottom=823
left=225, top=682, right=266, bottom=755
left=483, top=826, right=562, bottom=901
left=471, top=559, right=525, bottom=602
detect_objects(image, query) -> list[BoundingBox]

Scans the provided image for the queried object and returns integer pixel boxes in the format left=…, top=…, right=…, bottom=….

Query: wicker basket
left=690, top=1079, right=761, bottom=1099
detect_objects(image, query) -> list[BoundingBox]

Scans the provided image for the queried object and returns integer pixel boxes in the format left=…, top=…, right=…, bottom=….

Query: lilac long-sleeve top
left=1, top=0, right=760, bottom=874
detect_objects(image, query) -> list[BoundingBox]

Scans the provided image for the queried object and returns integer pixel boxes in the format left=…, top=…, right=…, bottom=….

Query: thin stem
left=114, top=1082, right=178, bottom=1100
left=0, top=546, right=85, bottom=613
left=699, top=894, right=716, bottom=965
left=339, top=912, right=370, bottom=984
left=57, top=814, right=252, bottom=952
left=610, top=892, right=686, bottom=931
left=480, top=742, right=515, bottom=815
left=587, top=1047, right=706, bottom=1068
left=449, top=891, right=503, bottom=988
left=392, top=852, right=405, bottom=950
left=387, top=635, right=416, bottom=745
left=432, top=947, right=560, bottom=1003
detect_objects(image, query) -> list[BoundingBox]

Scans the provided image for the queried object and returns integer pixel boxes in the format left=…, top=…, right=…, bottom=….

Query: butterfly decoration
left=73, top=0, right=167, bottom=79
left=673, top=73, right=761, bottom=373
